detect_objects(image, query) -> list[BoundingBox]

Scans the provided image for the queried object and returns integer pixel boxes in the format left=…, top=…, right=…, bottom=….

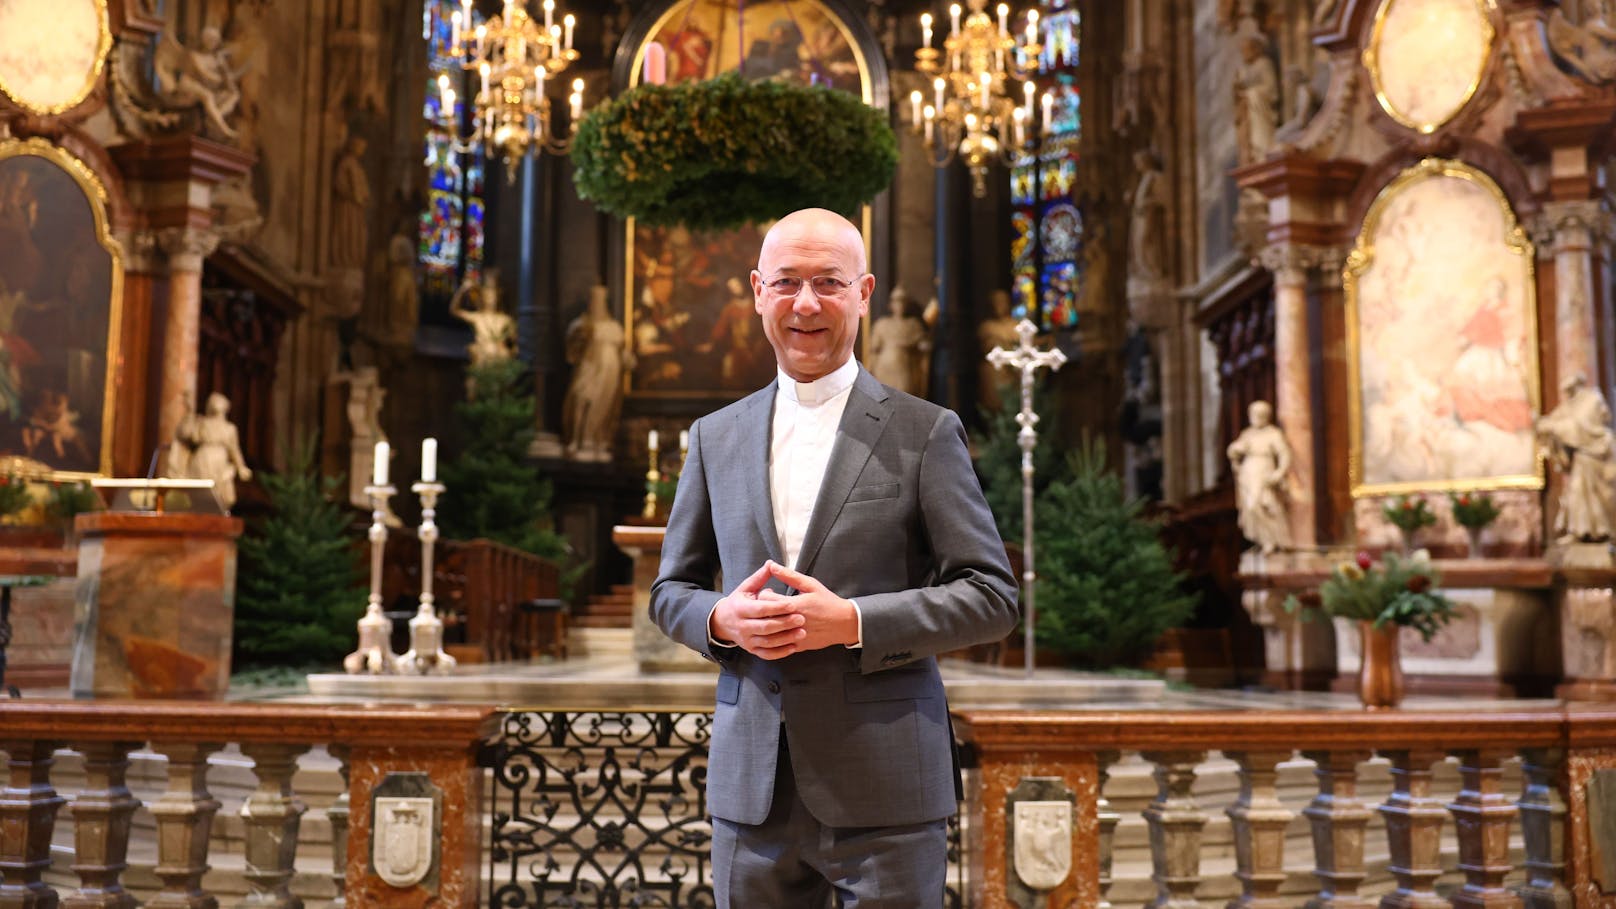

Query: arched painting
left=0, top=139, right=122, bottom=476
left=1344, top=158, right=1539, bottom=495
left=623, top=0, right=874, bottom=399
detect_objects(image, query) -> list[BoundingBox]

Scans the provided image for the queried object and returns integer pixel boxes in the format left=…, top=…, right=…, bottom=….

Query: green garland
left=570, top=73, right=898, bottom=231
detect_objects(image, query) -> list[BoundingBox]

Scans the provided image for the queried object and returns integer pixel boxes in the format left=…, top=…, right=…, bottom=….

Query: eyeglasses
left=759, top=274, right=860, bottom=298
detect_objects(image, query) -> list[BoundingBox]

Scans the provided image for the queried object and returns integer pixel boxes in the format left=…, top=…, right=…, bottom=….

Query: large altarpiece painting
left=0, top=140, right=122, bottom=476
left=621, top=0, right=874, bottom=400
left=1345, top=158, right=1540, bottom=495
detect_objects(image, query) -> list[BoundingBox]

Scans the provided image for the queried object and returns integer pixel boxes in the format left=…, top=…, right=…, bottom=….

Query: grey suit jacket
left=650, top=367, right=1018, bottom=828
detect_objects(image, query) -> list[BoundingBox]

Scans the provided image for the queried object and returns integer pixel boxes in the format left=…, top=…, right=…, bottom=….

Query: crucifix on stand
left=986, top=319, right=1067, bottom=678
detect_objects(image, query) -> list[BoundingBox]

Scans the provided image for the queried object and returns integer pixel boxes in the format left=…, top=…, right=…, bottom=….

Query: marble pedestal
left=71, top=512, right=243, bottom=699
left=613, top=524, right=712, bottom=673
left=1553, top=542, right=1616, bottom=700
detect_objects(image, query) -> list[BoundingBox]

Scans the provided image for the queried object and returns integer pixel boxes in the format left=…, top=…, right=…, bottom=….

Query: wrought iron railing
left=482, top=708, right=968, bottom=908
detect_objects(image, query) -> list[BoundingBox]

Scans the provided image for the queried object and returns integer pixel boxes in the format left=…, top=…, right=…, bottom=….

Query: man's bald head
left=758, top=208, right=867, bottom=275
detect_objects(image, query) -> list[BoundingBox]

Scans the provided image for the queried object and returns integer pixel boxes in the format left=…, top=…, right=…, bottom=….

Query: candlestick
left=400, top=479, right=454, bottom=675
left=343, top=482, right=400, bottom=675
left=373, top=440, right=389, bottom=487
left=421, top=437, right=437, bottom=483
left=643, top=432, right=662, bottom=521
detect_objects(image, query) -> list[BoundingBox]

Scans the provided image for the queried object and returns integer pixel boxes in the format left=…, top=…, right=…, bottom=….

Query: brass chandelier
left=441, top=0, right=585, bottom=177
left=911, top=0, right=1047, bottom=196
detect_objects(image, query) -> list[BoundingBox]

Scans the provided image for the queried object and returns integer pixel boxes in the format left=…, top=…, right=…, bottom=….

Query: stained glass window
left=419, top=0, right=486, bottom=301
left=1008, top=0, right=1081, bottom=331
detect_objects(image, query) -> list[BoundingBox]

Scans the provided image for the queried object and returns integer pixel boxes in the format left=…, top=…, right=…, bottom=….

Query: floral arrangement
left=570, top=72, right=899, bottom=231
left=45, top=480, right=100, bottom=527
left=1382, top=494, right=1436, bottom=533
left=1448, top=491, right=1501, bottom=529
left=1287, top=550, right=1456, bottom=641
left=0, top=475, right=32, bottom=522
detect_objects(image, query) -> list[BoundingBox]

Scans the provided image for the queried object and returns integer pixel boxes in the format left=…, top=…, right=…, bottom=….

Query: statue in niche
left=977, top=290, right=1020, bottom=413
left=449, top=270, right=516, bottom=368
left=165, top=392, right=253, bottom=512
left=1233, top=32, right=1280, bottom=165
left=1227, top=400, right=1292, bottom=554
left=1128, top=148, right=1169, bottom=285
left=330, top=135, right=371, bottom=270
left=562, top=285, right=629, bottom=463
left=153, top=25, right=246, bottom=139
left=869, top=287, right=931, bottom=396
left=1536, top=374, right=1616, bottom=542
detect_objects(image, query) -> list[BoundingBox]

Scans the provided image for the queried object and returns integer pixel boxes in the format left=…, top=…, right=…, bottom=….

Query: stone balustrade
left=0, top=700, right=496, bottom=909
left=954, top=707, right=1616, bottom=908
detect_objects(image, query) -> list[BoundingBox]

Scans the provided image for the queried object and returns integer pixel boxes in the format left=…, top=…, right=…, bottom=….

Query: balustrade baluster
left=1300, top=749, right=1374, bottom=909
left=1516, top=748, right=1571, bottom=909
left=1097, top=750, right=1120, bottom=909
left=62, top=742, right=142, bottom=909
left=1141, top=749, right=1210, bottom=909
left=1226, top=749, right=1295, bottom=909
left=0, top=739, right=66, bottom=909
left=147, top=742, right=223, bottom=909
left=1377, top=748, right=1448, bottom=909
left=328, top=745, right=351, bottom=909
left=236, top=743, right=310, bottom=909
left=1447, top=748, right=1521, bottom=909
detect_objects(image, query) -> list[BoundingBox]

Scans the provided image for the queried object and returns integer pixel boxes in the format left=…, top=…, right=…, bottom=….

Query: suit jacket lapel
left=736, top=386, right=784, bottom=565
left=795, top=369, right=892, bottom=576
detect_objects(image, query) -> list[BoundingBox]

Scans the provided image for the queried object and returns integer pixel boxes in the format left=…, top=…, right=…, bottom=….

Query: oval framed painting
left=1364, top=0, right=1495, bottom=134
left=0, top=0, right=111, bottom=116
left=1344, top=158, right=1540, bottom=496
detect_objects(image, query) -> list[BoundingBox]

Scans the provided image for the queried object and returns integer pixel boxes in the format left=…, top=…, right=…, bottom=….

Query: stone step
left=567, top=626, right=634, bottom=658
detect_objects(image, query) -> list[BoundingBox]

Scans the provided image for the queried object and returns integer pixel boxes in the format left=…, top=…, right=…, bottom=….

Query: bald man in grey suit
left=652, top=209, right=1019, bottom=907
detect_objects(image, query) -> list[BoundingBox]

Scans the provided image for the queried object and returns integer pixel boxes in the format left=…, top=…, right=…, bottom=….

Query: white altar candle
left=421, top=438, right=438, bottom=483
left=1025, top=9, right=1039, bottom=47
left=998, top=4, right=1009, bottom=36
left=563, top=13, right=574, bottom=50
left=909, top=90, right=922, bottom=127
left=921, top=13, right=932, bottom=49
left=543, top=0, right=554, bottom=31
left=569, top=78, right=583, bottom=120
left=1041, top=91, right=1053, bottom=133
left=949, top=3, right=960, bottom=37
left=648, top=429, right=659, bottom=453
left=679, top=430, right=689, bottom=453
left=374, top=441, right=390, bottom=487
left=644, top=41, right=667, bottom=85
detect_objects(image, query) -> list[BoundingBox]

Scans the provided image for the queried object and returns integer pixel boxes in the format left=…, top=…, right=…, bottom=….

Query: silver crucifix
left=986, top=318, right=1068, bottom=678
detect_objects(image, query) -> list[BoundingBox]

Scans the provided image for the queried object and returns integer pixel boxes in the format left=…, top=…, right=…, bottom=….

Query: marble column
left=155, top=227, right=221, bottom=447
left=1261, top=245, right=1317, bottom=548
left=1128, top=281, right=1192, bottom=502
left=1538, top=201, right=1609, bottom=395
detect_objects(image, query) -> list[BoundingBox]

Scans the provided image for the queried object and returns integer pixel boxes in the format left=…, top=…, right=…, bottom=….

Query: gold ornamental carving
left=1364, top=0, right=1495, bottom=134
left=0, top=0, right=112, bottom=116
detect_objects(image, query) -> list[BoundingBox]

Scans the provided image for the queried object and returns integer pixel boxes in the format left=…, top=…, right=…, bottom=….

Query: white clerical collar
left=777, top=358, right=859, bottom=407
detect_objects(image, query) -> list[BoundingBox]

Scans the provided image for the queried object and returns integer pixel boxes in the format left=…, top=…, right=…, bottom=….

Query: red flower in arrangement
left=1457, top=494, right=1472, bottom=506
left=1406, top=574, right=1432, bottom=594
left=1356, top=551, right=1373, bottom=570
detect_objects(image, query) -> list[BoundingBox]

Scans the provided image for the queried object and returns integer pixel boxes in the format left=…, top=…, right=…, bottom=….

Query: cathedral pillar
left=156, top=227, right=221, bottom=445
left=1535, top=200, right=1612, bottom=398
left=1261, top=246, right=1317, bottom=549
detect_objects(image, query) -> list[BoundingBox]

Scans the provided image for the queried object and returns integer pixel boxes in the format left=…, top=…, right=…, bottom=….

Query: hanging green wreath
left=570, top=73, right=898, bottom=232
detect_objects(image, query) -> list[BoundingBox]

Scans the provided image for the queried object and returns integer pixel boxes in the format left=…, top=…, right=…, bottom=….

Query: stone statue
left=330, top=135, right=371, bottom=269
left=449, top=270, right=516, bottom=368
left=1273, top=66, right=1322, bottom=146
left=382, top=230, right=419, bottom=349
left=1128, top=149, right=1169, bottom=285
left=978, top=290, right=1020, bottom=412
left=1227, top=400, right=1292, bottom=553
left=562, top=285, right=629, bottom=462
left=868, top=287, right=930, bottom=396
left=342, top=367, right=386, bottom=509
left=153, top=26, right=245, bottom=139
left=166, top=392, right=253, bottom=512
left=1536, top=374, right=1616, bottom=542
left=1233, top=33, right=1280, bottom=165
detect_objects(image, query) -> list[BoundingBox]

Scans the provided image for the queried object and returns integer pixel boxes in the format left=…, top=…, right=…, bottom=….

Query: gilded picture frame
left=620, top=0, right=875, bottom=400
left=0, top=138, right=125, bottom=478
left=0, top=0, right=112, bottom=116
left=1344, top=157, right=1541, bottom=497
left=1364, top=0, right=1496, bottom=134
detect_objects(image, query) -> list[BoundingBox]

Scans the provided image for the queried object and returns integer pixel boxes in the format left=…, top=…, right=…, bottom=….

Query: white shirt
left=709, top=357, right=863, bottom=648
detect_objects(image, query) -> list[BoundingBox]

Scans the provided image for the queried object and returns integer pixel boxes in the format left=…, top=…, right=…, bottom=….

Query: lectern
left=71, top=479, right=243, bottom=699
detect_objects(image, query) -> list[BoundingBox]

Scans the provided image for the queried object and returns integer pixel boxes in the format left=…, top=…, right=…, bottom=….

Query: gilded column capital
left=155, top=226, right=221, bottom=273
left=1257, top=243, right=1345, bottom=285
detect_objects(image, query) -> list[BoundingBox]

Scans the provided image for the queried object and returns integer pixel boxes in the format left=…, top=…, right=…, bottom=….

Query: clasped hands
left=709, top=560, right=858, bottom=660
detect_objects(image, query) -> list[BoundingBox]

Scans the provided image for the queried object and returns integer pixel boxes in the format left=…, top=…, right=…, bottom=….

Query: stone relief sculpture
left=1536, top=374, right=1616, bottom=542
left=977, top=290, right=1020, bottom=412
left=1227, top=400, right=1292, bottom=553
left=329, top=135, right=370, bottom=269
left=868, top=287, right=931, bottom=396
left=165, top=392, right=253, bottom=512
left=152, top=26, right=246, bottom=139
left=1233, top=33, right=1280, bottom=165
left=449, top=271, right=516, bottom=368
left=1547, top=7, right=1616, bottom=84
left=1127, top=148, right=1169, bottom=286
left=562, top=285, right=629, bottom=463
left=1273, top=65, right=1323, bottom=146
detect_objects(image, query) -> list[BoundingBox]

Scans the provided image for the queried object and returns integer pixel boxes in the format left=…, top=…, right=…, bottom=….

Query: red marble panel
left=975, top=750, right=1098, bottom=909
left=345, top=745, right=482, bottom=909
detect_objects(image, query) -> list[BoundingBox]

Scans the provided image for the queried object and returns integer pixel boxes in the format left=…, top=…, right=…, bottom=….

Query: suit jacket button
left=768, top=681, right=781, bottom=694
